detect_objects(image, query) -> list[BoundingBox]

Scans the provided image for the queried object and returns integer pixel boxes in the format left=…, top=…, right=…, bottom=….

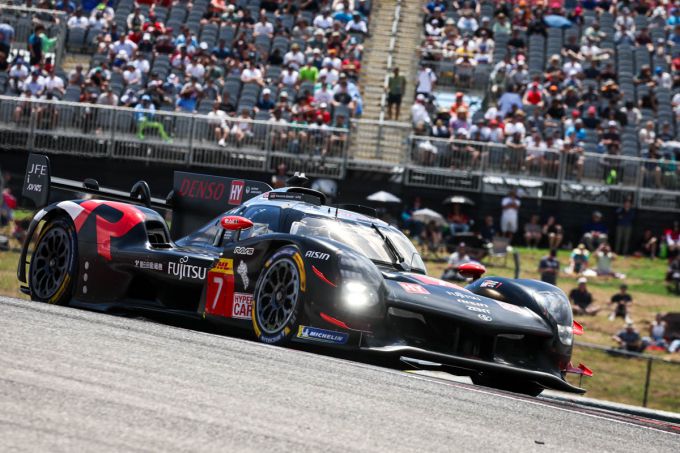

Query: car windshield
left=290, top=216, right=426, bottom=273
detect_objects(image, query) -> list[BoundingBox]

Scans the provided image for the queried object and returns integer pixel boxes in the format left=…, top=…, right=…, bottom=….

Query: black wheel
left=29, top=217, right=78, bottom=305
left=252, top=246, right=304, bottom=345
left=471, top=374, right=544, bottom=397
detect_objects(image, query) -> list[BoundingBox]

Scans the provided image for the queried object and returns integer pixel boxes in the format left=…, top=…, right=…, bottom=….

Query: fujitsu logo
left=167, top=256, right=207, bottom=280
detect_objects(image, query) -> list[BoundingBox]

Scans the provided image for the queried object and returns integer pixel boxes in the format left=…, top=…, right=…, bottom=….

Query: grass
left=1, top=226, right=679, bottom=411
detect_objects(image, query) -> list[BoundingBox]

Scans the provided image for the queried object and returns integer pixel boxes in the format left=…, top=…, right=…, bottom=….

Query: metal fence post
left=27, top=101, right=37, bottom=150
left=376, top=121, right=383, bottom=160
left=642, top=357, right=653, bottom=408
left=341, top=126, right=350, bottom=179
left=556, top=149, right=567, bottom=200
left=187, top=116, right=195, bottom=165
left=108, top=107, right=116, bottom=158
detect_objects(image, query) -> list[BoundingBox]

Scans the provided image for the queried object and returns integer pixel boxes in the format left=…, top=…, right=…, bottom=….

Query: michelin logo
left=297, top=326, right=348, bottom=345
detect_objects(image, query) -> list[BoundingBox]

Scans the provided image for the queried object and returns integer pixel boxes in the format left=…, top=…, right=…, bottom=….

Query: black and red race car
left=17, top=154, right=591, bottom=396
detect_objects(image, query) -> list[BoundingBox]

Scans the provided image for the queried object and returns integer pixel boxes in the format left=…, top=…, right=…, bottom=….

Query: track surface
left=1, top=297, right=678, bottom=452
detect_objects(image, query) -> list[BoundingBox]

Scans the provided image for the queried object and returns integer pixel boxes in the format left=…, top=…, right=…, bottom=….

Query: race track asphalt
left=0, top=296, right=678, bottom=452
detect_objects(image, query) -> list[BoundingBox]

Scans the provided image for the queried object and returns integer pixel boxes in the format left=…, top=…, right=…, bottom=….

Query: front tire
left=251, top=246, right=305, bottom=345
left=29, top=217, right=78, bottom=305
left=471, top=374, right=544, bottom=397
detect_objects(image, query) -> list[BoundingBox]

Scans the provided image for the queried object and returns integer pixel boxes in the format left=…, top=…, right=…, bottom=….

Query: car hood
left=381, top=272, right=553, bottom=337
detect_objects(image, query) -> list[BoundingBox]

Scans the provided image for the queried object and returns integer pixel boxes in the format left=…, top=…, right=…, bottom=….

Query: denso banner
left=170, top=171, right=272, bottom=239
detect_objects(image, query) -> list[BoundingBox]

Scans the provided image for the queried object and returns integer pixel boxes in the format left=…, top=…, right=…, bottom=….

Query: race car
left=17, top=154, right=590, bottom=396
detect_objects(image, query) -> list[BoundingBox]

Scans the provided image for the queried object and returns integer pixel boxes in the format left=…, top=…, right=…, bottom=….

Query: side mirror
left=221, top=216, right=253, bottom=231
left=220, top=216, right=253, bottom=242
left=457, top=262, right=486, bottom=281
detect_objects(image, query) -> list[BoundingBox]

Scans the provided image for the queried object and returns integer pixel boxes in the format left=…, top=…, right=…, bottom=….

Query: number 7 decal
left=210, top=275, right=223, bottom=310
left=205, top=258, right=235, bottom=317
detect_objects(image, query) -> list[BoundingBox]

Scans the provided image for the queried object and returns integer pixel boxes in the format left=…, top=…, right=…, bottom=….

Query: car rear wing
left=21, top=153, right=272, bottom=239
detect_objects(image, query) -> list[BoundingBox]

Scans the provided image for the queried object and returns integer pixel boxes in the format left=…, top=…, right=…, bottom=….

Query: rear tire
left=29, top=217, right=78, bottom=305
left=471, top=374, right=544, bottom=397
left=251, top=246, right=305, bottom=345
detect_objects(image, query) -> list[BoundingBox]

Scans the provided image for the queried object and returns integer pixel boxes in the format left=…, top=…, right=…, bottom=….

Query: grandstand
left=0, top=0, right=679, bottom=214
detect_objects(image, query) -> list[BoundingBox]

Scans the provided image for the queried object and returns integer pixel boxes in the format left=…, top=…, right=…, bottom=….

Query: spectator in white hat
left=411, top=94, right=430, bottom=127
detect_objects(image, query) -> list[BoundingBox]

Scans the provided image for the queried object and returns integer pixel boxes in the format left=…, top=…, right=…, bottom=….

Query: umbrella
left=544, top=15, right=573, bottom=29
left=411, top=208, right=447, bottom=226
left=366, top=191, right=402, bottom=203
left=443, top=195, right=475, bottom=206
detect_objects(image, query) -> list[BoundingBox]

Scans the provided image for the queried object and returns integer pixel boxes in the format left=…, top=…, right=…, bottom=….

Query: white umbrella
left=411, top=208, right=447, bottom=226
left=366, top=191, right=402, bottom=203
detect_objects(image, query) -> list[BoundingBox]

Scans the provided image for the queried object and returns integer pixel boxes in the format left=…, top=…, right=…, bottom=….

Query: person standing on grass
left=538, top=249, right=560, bottom=285
left=569, top=277, right=601, bottom=316
left=500, top=188, right=520, bottom=240
left=615, top=198, right=635, bottom=255
left=609, top=284, right=633, bottom=323
left=387, top=67, right=406, bottom=120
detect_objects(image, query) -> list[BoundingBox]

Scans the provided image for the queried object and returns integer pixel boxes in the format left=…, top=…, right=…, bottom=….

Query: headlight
left=343, top=280, right=378, bottom=309
left=557, top=325, right=573, bottom=346
left=534, top=290, right=573, bottom=345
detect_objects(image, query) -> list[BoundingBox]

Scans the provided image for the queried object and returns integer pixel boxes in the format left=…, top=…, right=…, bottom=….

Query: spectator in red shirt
left=664, top=221, right=680, bottom=259
left=522, top=82, right=544, bottom=108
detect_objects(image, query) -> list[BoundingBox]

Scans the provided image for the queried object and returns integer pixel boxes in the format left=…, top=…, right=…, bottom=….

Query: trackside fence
left=571, top=342, right=680, bottom=412
left=0, top=95, right=679, bottom=212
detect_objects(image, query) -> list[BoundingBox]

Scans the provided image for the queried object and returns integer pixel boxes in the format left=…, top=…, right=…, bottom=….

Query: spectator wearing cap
left=313, top=79, right=333, bottom=105
left=522, top=82, right=544, bottom=109
left=256, top=88, right=276, bottom=113
left=318, top=60, right=339, bottom=85
left=411, top=94, right=430, bottom=127
left=135, top=95, right=171, bottom=142
left=582, top=211, right=609, bottom=251
left=22, top=70, right=46, bottom=97
left=613, top=322, right=647, bottom=353
left=570, top=278, right=601, bottom=316
left=284, top=43, right=306, bottom=70
left=415, top=66, right=436, bottom=99
left=332, top=73, right=356, bottom=114
left=122, top=63, right=142, bottom=86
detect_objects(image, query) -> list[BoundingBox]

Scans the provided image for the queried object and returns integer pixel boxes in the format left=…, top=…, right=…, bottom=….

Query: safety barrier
left=572, top=342, right=680, bottom=412
left=0, top=95, right=349, bottom=179
left=1, top=95, right=678, bottom=211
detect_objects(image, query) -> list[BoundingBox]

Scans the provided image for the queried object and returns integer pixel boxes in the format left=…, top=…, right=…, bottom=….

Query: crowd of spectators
left=410, top=0, right=680, bottom=191
left=0, top=0, right=369, bottom=148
